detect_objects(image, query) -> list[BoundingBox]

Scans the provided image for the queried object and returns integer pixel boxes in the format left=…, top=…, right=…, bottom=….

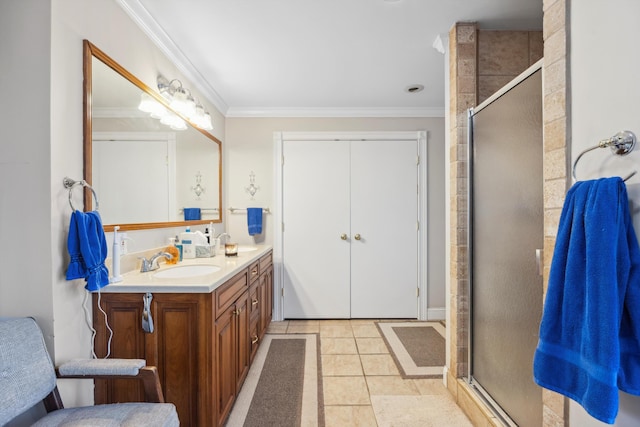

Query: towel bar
left=63, top=177, right=99, bottom=211
left=572, top=131, right=637, bottom=182
left=228, top=207, right=271, bottom=214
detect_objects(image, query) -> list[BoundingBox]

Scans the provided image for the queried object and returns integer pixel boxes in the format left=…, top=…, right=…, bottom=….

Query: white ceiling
left=119, top=0, right=542, bottom=117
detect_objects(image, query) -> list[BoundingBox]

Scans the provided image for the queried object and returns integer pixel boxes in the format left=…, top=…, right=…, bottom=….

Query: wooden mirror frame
left=83, top=40, right=223, bottom=231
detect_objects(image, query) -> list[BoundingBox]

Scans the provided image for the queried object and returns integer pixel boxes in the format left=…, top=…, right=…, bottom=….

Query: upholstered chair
left=0, top=317, right=179, bottom=426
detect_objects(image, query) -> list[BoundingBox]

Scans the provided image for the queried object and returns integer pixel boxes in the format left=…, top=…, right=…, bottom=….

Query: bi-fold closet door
left=282, top=139, right=418, bottom=319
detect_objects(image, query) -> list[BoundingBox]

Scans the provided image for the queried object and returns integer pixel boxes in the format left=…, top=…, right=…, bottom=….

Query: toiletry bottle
left=165, top=238, right=179, bottom=264
left=174, top=235, right=183, bottom=261
left=180, top=227, right=196, bottom=259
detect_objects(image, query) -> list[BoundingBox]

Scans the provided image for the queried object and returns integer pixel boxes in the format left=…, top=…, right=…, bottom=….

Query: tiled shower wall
left=448, top=20, right=570, bottom=426
left=447, top=22, right=543, bottom=382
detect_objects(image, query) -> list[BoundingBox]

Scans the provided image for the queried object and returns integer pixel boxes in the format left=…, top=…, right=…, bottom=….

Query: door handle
left=535, top=249, right=543, bottom=276
left=354, top=234, right=361, bottom=241
left=340, top=233, right=348, bottom=240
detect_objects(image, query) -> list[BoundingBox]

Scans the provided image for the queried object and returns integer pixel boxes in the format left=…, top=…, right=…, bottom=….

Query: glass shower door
left=469, top=66, right=543, bottom=426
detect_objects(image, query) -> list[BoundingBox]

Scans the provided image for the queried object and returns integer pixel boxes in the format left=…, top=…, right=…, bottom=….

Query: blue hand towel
left=247, top=207, right=263, bottom=236
left=66, top=210, right=110, bottom=291
left=183, top=207, right=201, bottom=221
left=533, top=177, right=640, bottom=424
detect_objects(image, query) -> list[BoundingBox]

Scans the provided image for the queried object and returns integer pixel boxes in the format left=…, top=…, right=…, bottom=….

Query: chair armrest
left=58, top=358, right=146, bottom=376
left=55, top=359, right=165, bottom=403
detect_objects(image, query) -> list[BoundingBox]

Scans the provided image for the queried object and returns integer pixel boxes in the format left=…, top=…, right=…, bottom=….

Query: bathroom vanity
left=91, top=246, right=273, bottom=427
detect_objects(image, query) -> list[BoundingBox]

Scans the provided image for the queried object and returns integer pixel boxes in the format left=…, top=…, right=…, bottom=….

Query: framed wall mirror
left=83, top=40, right=222, bottom=231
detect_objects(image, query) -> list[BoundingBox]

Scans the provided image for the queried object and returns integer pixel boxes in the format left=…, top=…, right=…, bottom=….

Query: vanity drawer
left=248, top=260, right=260, bottom=284
left=215, top=270, right=248, bottom=318
left=259, top=253, right=272, bottom=272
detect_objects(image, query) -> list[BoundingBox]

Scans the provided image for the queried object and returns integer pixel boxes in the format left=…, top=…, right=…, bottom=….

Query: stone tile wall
left=447, top=18, right=564, bottom=426
left=541, top=0, right=569, bottom=425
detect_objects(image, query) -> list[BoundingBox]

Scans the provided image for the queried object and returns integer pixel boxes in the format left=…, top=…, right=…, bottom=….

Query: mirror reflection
left=84, top=40, right=222, bottom=231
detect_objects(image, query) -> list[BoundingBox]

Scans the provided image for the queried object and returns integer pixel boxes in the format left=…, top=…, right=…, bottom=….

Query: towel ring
left=63, top=177, right=99, bottom=211
left=572, top=131, right=637, bottom=182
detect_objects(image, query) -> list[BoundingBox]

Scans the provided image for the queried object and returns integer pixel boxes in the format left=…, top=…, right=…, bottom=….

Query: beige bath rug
left=376, top=321, right=445, bottom=379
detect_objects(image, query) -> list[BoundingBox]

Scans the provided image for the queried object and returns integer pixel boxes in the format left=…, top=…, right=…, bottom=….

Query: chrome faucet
left=139, top=251, right=173, bottom=272
left=216, top=232, right=231, bottom=245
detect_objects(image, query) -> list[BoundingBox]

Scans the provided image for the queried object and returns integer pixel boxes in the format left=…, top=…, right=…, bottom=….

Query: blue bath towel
left=247, top=207, right=263, bottom=236
left=533, top=177, right=640, bottom=424
left=66, top=210, right=110, bottom=291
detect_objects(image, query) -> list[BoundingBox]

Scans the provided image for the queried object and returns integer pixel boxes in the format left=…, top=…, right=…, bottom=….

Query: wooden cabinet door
left=235, top=291, right=250, bottom=390
left=93, top=294, right=147, bottom=404
left=259, top=265, right=274, bottom=337
left=152, top=295, right=209, bottom=427
left=215, top=304, right=236, bottom=426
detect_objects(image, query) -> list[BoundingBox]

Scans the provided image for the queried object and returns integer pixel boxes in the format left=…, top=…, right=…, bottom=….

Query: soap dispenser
left=110, top=226, right=123, bottom=283
left=180, top=226, right=196, bottom=259
left=165, top=238, right=180, bottom=264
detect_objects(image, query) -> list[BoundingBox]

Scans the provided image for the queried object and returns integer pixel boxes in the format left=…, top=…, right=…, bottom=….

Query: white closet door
left=282, top=140, right=351, bottom=318
left=350, top=140, right=418, bottom=318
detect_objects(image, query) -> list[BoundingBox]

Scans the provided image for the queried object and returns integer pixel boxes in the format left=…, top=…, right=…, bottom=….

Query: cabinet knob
left=252, top=299, right=259, bottom=306
left=251, top=336, right=259, bottom=344
left=354, top=234, right=361, bottom=241
left=340, top=233, right=348, bottom=240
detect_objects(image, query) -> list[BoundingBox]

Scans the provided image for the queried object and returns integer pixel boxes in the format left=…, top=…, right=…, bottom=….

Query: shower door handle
left=535, top=249, right=543, bottom=276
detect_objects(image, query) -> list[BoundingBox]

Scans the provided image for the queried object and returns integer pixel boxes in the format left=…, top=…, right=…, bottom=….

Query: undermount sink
left=236, top=246, right=258, bottom=253
left=153, top=264, right=221, bottom=279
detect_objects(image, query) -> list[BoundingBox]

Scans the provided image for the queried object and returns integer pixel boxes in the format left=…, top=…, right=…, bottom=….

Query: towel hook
left=63, top=177, right=99, bottom=211
left=572, top=131, right=637, bottom=182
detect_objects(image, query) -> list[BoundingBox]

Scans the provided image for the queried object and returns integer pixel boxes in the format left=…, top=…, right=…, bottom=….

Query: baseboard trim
left=427, top=307, right=445, bottom=320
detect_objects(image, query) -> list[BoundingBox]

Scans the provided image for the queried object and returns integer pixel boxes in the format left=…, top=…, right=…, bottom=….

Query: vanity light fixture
left=157, top=75, right=213, bottom=131
left=138, top=92, right=186, bottom=130
left=137, top=77, right=213, bottom=131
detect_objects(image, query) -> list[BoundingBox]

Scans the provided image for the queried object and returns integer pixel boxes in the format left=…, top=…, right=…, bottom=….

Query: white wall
left=0, top=5, right=54, bottom=416
left=225, top=117, right=447, bottom=312
left=570, top=1, right=640, bottom=425
left=1, top=1, right=225, bottom=419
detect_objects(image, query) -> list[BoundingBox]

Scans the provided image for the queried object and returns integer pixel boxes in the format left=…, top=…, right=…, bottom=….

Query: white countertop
left=98, top=245, right=273, bottom=294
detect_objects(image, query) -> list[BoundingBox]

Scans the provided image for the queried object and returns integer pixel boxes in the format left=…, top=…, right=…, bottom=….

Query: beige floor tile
left=360, top=354, right=400, bottom=376
left=322, top=354, right=363, bottom=376
left=356, top=338, right=389, bottom=354
left=266, top=321, right=288, bottom=334
left=287, top=324, right=320, bottom=334
left=352, top=323, right=381, bottom=338
left=320, top=324, right=354, bottom=338
left=413, top=378, right=451, bottom=397
left=320, top=319, right=352, bottom=326
left=371, top=395, right=473, bottom=427
left=323, top=376, right=370, bottom=405
left=321, top=337, right=358, bottom=354
left=349, top=319, right=378, bottom=325
left=366, top=376, right=420, bottom=396
left=288, top=319, right=320, bottom=326
left=324, top=405, right=378, bottom=427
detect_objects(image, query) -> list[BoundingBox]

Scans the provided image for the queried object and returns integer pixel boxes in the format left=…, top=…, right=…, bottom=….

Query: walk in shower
left=468, top=61, right=543, bottom=426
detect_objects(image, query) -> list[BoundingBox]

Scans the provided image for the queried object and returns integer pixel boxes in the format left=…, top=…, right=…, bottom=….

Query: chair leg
left=43, top=386, right=64, bottom=412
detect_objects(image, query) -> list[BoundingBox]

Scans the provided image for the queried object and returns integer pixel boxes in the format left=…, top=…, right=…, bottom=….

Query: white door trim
left=273, top=131, right=428, bottom=321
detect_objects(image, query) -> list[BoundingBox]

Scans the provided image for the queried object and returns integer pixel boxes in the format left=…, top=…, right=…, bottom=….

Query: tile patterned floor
left=266, top=319, right=473, bottom=427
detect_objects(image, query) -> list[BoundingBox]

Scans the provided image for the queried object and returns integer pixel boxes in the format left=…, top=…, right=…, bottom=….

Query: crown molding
left=116, top=0, right=229, bottom=115
left=225, top=107, right=445, bottom=118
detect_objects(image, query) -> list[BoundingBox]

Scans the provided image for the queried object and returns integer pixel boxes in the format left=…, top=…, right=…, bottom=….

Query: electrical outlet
left=120, top=232, right=129, bottom=254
